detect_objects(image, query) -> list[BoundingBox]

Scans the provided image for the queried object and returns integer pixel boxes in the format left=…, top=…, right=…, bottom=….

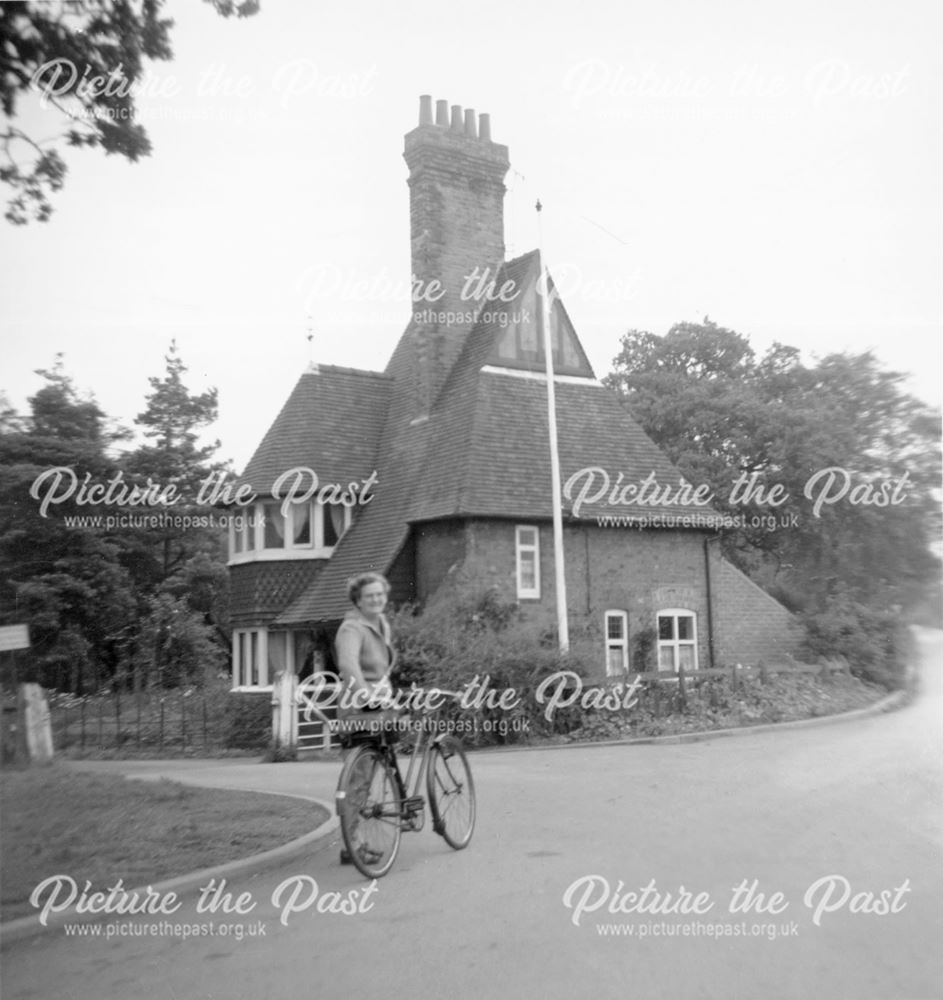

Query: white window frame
left=232, top=628, right=270, bottom=689
left=515, top=525, right=540, bottom=599
left=228, top=501, right=352, bottom=564
left=656, top=608, right=698, bottom=673
left=604, top=610, right=629, bottom=676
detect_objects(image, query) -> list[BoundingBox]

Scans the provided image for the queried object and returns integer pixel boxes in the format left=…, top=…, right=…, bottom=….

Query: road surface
left=3, top=629, right=941, bottom=1000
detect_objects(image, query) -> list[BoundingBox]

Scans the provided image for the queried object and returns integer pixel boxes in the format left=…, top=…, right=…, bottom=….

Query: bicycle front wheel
left=337, top=744, right=402, bottom=878
left=426, top=735, right=475, bottom=850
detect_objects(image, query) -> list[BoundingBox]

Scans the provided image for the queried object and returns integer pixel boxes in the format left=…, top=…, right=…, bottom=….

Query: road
left=3, top=629, right=941, bottom=1000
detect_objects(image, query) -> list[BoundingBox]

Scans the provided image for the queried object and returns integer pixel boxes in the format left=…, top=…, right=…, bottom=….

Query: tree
left=134, top=592, right=225, bottom=689
left=605, top=320, right=941, bottom=614
left=0, top=358, right=136, bottom=691
left=121, top=339, right=224, bottom=587
left=0, top=0, right=258, bottom=224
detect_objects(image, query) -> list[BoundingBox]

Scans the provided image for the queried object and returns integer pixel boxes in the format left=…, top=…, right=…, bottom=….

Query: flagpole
left=536, top=199, right=569, bottom=654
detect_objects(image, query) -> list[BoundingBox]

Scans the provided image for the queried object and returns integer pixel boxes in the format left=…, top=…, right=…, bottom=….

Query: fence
left=38, top=657, right=852, bottom=755
left=45, top=683, right=242, bottom=755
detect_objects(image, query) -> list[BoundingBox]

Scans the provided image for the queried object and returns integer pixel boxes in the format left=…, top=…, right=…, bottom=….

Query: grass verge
left=0, top=763, right=328, bottom=923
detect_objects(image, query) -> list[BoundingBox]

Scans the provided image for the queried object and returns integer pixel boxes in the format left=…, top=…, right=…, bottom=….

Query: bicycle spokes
left=427, top=738, right=476, bottom=850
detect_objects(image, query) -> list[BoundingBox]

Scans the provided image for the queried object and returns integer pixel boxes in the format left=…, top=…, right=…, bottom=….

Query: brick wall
left=403, top=119, right=509, bottom=410
left=412, top=519, right=467, bottom=602
left=711, top=556, right=802, bottom=665
left=416, top=518, right=800, bottom=670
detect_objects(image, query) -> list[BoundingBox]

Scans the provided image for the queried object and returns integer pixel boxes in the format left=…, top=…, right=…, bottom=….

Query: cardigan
left=333, top=608, right=396, bottom=690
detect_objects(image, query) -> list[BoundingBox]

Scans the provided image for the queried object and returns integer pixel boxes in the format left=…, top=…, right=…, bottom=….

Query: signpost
left=0, top=624, right=45, bottom=764
left=0, top=623, right=30, bottom=653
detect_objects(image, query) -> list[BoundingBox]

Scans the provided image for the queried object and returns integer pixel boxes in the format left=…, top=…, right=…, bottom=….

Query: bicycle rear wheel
left=426, top=735, right=475, bottom=850
left=337, top=744, right=402, bottom=878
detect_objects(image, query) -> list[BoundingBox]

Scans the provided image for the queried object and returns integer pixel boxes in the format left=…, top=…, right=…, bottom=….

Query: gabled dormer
left=229, top=364, right=390, bottom=566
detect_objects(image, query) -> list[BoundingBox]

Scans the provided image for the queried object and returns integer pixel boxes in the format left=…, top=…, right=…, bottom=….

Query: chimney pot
left=478, top=113, right=492, bottom=141
left=450, top=104, right=463, bottom=131
left=435, top=99, right=449, bottom=126
left=464, top=108, right=478, bottom=138
left=419, top=94, right=433, bottom=125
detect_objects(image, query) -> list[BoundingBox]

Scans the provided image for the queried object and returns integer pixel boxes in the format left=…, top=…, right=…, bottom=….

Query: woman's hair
left=347, top=571, right=391, bottom=605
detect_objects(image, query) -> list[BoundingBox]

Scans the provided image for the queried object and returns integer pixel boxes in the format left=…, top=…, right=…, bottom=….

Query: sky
left=2, top=0, right=941, bottom=470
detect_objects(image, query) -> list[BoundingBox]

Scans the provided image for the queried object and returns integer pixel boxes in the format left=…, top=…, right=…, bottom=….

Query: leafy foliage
left=0, top=350, right=229, bottom=694
left=0, top=358, right=136, bottom=691
left=605, top=320, right=940, bottom=687
left=605, top=320, right=941, bottom=612
left=0, top=0, right=257, bottom=223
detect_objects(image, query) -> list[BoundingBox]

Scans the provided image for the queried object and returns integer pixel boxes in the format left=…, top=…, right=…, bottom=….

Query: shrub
left=389, top=585, right=623, bottom=746
left=799, top=590, right=912, bottom=690
left=221, top=690, right=270, bottom=749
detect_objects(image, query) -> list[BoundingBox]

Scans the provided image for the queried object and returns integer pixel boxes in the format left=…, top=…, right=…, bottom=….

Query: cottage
left=227, top=95, right=798, bottom=691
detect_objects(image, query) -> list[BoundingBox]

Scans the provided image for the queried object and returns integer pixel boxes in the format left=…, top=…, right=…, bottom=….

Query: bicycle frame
left=358, top=721, right=443, bottom=826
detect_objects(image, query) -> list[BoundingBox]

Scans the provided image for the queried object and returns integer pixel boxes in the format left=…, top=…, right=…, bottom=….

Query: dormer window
left=490, top=281, right=593, bottom=377
left=229, top=500, right=351, bottom=563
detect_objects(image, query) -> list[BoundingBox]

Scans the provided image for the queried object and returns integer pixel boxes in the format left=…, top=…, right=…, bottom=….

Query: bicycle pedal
left=402, top=795, right=424, bottom=812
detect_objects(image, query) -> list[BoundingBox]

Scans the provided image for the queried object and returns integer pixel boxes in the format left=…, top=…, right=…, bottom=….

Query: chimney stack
left=404, top=94, right=510, bottom=413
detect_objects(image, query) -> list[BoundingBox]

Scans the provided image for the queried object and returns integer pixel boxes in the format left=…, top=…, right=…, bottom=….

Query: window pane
left=520, top=552, right=536, bottom=590
left=606, top=615, right=624, bottom=640
left=249, top=632, right=258, bottom=686
left=658, top=616, right=673, bottom=641
left=677, top=616, right=694, bottom=640
left=520, top=318, right=538, bottom=356
left=263, top=503, right=285, bottom=549
left=329, top=504, right=346, bottom=541
left=323, top=504, right=339, bottom=547
left=497, top=326, right=516, bottom=359
left=678, top=645, right=696, bottom=670
left=245, top=512, right=255, bottom=551
left=607, top=647, right=625, bottom=673
left=518, top=527, right=536, bottom=547
left=658, top=646, right=675, bottom=671
left=233, top=520, right=244, bottom=554
left=292, top=504, right=311, bottom=545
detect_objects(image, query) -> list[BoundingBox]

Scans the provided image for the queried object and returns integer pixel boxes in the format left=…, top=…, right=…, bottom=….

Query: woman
left=333, top=571, right=395, bottom=712
left=334, top=571, right=395, bottom=866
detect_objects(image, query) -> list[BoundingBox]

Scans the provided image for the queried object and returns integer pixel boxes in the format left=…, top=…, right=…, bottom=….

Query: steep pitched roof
left=409, top=251, right=717, bottom=522
left=237, top=365, right=391, bottom=496
left=274, top=328, right=431, bottom=624
left=269, top=251, right=721, bottom=626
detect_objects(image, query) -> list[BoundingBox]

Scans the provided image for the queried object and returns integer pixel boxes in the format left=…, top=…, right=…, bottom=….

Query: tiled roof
left=237, top=365, right=391, bottom=496
left=409, top=251, right=711, bottom=522
left=266, top=250, right=719, bottom=625
left=274, top=329, right=430, bottom=624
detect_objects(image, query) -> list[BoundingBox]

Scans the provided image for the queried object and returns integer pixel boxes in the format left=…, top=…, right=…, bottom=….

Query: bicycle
left=334, top=704, right=476, bottom=879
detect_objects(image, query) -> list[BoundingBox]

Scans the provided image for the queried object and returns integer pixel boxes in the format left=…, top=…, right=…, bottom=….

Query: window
left=489, top=282, right=594, bottom=377
left=657, top=609, right=698, bottom=672
left=232, top=629, right=319, bottom=691
left=233, top=628, right=266, bottom=688
left=515, top=525, right=540, bottom=599
left=604, top=610, right=629, bottom=675
left=228, top=501, right=351, bottom=563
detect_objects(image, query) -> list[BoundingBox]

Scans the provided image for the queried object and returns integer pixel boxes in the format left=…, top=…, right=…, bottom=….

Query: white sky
left=2, top=0, right=940, bottom=470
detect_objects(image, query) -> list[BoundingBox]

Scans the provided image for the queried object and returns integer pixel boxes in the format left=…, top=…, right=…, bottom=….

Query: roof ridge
left=303, top=364, right=391, bottom=380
